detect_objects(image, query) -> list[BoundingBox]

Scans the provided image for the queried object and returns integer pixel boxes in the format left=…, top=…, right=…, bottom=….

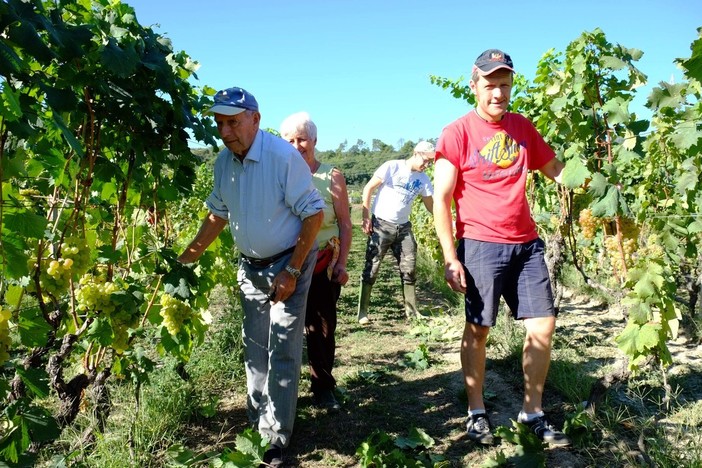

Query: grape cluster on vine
left=159, top=294, right=194, bottom=336
left=604, top=235, right=637, bottom=277
left=639, top=233, right=665, bottom=259
left=75, top=274, right=140, bottom=353
left=578, top=208, right=598, bottom=239
left=76, top=274, right=119, bottom=315
left=60, top=237, right=91, bottom=276
left=26, top=236, right=91, bottom=298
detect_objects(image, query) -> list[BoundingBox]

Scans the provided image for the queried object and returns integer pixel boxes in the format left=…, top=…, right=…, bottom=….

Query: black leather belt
left=240, top=246, right=295, bottom=268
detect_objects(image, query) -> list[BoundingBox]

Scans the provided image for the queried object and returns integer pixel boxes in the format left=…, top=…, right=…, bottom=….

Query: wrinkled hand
left=332, top=264, right=349, bottom=286
left=444, top=258, right=466, bottom=293
left=361, top=218, right=373, bottom=236
left=269, top=270, right=297, bottom=304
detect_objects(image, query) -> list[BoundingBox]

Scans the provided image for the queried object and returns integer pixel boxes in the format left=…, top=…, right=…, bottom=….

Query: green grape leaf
left=96, top=244, right=124, bottom=263
left=3, top=210, right=48, bottom=238
left=15, top=368, right=50, bottom=398
left=87, top=317, right=114, bottom=347
left=600, top=55, right=628, bottom=71
left=7, top=20, right=55, bottom=63
left=560, top=157, right=590, bottom=189
left=0, top=40, right=25, bottom=77
left=636, top=323, right=662, bottom=352
left=688, top=220, right=702, bottom=234
left=395, top=427, right=435, bottom=450
left=22, top=406, right=60, bottom=444
left=41, top=85, right=79, bottom=113
left=1, top=82, right=22, bottom=122
left=671, top=124, right=702, bottom=151
left=631, top=263, right=665, bottom=298
left=625, top=300, right=651, bottom=323
left=100, top=37, right=139, bottom=78
left=4, top=284, right=24, bottom=309
left=51, top=112, right=84, bottom=157
left=1, top=234, right=30, bottom=278
left=601, top=97, right=630, bottom=126
left=647, top=82, right=687, bottom=111
left=233, top=428, right=267, bottom=462
left=590, top=186, right=619, bottom=218
left=17, top=307, right=52, bottom=347
left=615, top=322, right=640, bottom=356
left=679, top=34, right=702, bottom=82
left=676, top=171, right=700, bottom=195
left=587, top=172, right=608, bottom=197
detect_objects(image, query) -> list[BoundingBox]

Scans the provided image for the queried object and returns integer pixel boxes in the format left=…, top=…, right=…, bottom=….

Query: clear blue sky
left=126, top=0, right=700, bottom=151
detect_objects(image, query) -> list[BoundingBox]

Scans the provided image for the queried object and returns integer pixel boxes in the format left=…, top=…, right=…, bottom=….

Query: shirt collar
left=227, top=129, right=264, bottom=163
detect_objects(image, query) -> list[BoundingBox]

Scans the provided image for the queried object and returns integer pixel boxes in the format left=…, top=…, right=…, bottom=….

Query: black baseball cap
left=473, top=49, right=515, bottom=76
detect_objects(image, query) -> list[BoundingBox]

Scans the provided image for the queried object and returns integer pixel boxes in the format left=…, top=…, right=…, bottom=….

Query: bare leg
left=521, top=316, right=555, bottom=413
left=461, top=322, right=490, bottom=410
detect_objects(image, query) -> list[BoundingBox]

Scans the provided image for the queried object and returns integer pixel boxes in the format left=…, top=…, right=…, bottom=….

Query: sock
left=468, top=408, right=486, bottom=417
left=518, top=410, right=544, bottom=423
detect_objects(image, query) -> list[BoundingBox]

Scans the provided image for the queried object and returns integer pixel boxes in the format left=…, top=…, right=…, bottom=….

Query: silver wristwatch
left=285, top=265, right=301, bottom=279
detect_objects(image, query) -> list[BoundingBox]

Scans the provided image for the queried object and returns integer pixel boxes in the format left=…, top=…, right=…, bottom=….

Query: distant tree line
left=192, top=137, right=438, bottom=192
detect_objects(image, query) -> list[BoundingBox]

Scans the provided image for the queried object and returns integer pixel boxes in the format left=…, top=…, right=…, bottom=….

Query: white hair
left=279, top=111, right=317, bottom=141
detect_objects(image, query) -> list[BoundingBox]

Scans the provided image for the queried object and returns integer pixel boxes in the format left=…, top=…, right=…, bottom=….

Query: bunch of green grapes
left=111, top=327, right=130, bottom=354
left=604, top=236, right=637, bottom=275
left=578, top=208, right=598, bottom=239
left=60, top=237, right=91, bottom=276
left=0, top=308, right=11, bottom=364
left=109, top=306, right=140, bottom=353
left=159, top=294, right=193, bottom=336
left=25, top=237, right=90, bottom=297
left=639, top=233, right=665, bottom=259
left=76, top=274, right=119, bottom=315
left=39, top=258, right=74, bottom=296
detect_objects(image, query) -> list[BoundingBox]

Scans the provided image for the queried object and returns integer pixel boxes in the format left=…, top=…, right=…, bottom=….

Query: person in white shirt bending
left=357, top=141, right=434, bottom=324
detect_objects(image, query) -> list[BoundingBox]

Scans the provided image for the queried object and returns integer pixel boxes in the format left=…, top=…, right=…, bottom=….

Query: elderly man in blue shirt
left=179, top=87, right=324, bottom=466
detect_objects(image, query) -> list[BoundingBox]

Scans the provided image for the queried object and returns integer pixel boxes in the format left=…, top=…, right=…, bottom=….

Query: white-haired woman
left=280, top=112, right=352, bottom=411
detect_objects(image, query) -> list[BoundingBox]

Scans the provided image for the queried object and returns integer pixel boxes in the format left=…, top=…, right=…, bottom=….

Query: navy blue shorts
left=457, top=238, right=556, bottom=327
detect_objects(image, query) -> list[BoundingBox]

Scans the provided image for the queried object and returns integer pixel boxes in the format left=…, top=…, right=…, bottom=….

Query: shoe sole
left=467, top=433, right=495, bottom=445
left=544, top=437, right=571, bottom=447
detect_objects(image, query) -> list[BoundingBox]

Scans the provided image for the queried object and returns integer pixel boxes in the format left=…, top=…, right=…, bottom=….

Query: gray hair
left=279, top=111, right=317, bottom=141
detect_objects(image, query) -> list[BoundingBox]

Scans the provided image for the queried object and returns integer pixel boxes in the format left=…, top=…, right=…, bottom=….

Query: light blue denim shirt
left=206, top=129, right=325, bottom=259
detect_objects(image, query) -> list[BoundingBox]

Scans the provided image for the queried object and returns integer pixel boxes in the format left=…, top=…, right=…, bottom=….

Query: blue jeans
left=361, top=216, right=417, bottom=285
left=237, top=248, right=316, bottom=448
left=457, top=238, right=556, bottom=327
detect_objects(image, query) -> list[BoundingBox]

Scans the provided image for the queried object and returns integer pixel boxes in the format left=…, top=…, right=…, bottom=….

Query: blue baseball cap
left=206, top=87, right=259, bottom=115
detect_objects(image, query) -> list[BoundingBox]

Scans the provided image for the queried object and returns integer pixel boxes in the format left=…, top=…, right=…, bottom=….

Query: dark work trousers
left=361, top=216, right=417, bottom=285
left=305, top=269, right=341, bottom=395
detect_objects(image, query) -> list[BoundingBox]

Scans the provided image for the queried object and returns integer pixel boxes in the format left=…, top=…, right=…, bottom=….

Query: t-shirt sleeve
left=524, top=118, right=555, bottom=170
left=436, top=122, right=462, bottom=168
left=421, top=175, right=434, bottom=197
left=372, top=161, right=391, bottom=182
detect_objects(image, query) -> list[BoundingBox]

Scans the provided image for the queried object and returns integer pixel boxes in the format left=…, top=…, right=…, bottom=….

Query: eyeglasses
left=416, top=153, right=433, bottom=165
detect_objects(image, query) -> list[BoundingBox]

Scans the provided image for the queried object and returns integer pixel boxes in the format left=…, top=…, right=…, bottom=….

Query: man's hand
left=362, top=218, right=373, bottom=236
left=444, top=258, right=466, bottom=293
left=268, top=269, right=297, bottom=303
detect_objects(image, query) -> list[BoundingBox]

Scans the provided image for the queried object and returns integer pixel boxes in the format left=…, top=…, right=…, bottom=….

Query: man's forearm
left=433, top=202, right=458, bottom=263
left=287, top=211, right=324, bottom=270
left=178, top=212, right=227, bottom=263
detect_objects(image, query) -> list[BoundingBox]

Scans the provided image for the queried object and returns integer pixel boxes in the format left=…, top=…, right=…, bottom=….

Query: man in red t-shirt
left=434, top=49, right=570, bottom=447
